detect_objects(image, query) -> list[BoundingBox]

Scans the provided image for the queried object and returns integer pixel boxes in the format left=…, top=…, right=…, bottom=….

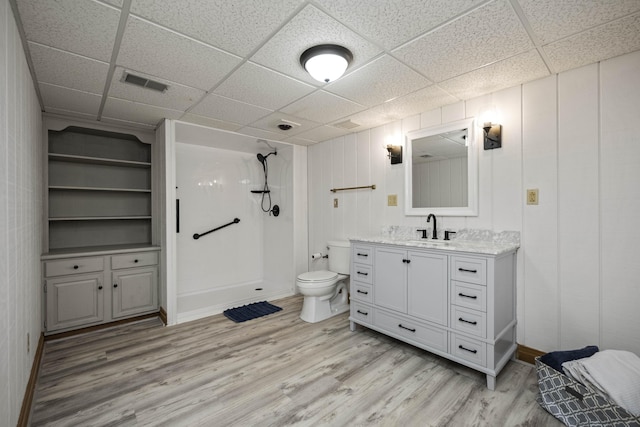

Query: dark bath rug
left=223, top=301, right=282, bottom=323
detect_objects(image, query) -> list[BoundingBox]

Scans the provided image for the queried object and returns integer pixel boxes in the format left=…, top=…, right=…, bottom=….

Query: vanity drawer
left=451, top=281, right=487, bottom=312
left=451, top=306, right=486, bottom=338
left=352, top=282, right=373, bottom=303
left=45, top=256, right=104, bottom=277
left=352, top=245, right=373, bottom=266
left=450, top=333, right=487, bottom=367
left=111, top=251, right=158, bottom=270
left=352, top=264, right=373, bottom=284
left=375, top=309, right=447, bottom=352
left=351, top=302, right=373, bottom=324
left=451, top=256, right=487, bottom=286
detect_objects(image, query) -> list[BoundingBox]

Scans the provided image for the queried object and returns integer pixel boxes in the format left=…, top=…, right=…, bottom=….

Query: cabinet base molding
left=516, top=344, right=545, bottom=365
left=159, top=306, right=167, bottom=325
left=18, top=332, right=44, bottom=427
left=45, top=312, right=160, bottom=340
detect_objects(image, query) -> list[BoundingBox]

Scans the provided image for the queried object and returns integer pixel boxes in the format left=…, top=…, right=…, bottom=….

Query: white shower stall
left=159, top=120, right=308, bottom=324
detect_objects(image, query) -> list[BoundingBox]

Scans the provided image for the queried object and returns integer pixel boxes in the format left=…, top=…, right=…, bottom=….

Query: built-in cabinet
left=42, top=121, right=160, bottom=334
left=350, top=240, right=517, bottom=390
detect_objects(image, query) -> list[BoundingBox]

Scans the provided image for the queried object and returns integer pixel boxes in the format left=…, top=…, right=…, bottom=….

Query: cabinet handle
left=357, top=253, right=368, bottom=257
left=458, top=293, right=478, bottom=299
left=356, top=290, right=369, bottom=295
left=73, top=265, right=79, bottom=270
left=402, top=259, right=411, bottom=263
left=458, top=317, right=478, bottom=325
left=98, top=286, right=103, bottom=290
left=134, top=259, right=139, bottom=263
left=398, top=324, right=416, bottom=332
left=357, top=310, right=368, bottom=316
left=458, top=268, right=477, bottom=273
left=357, top=271, right=368, bottom=276
left=458, top=345, right=478, bottom=354
left=113, top=284, right=118, bottom=288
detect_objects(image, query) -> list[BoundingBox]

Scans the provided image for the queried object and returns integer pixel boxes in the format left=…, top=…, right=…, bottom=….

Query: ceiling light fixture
left=300, top=44, right=353, bottom=83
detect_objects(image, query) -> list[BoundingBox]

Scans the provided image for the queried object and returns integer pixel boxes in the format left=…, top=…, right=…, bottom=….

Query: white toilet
left=297, top=240, right=350, bottom=323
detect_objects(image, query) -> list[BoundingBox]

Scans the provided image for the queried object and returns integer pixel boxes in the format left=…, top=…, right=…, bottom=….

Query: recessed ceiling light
left=300, top=44, right=353, bottom=84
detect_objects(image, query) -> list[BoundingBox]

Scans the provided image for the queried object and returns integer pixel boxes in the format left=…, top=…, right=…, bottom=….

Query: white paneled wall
left=308, top=50, right=640, bottom=355
left=1, top=2, right=43, bottom=425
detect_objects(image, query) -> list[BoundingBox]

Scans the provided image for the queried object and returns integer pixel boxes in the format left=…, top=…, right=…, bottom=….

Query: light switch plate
left=388, top=194, right=398, bottom=206
left=527, top=189, right=539, bottom=205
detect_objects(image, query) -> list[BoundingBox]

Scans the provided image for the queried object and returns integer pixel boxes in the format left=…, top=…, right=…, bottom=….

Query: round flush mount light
left=300, top=44, right=353, bottom=83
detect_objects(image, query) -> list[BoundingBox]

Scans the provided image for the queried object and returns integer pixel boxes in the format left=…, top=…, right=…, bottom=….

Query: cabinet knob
left=113, top=283, right=118, bottom=288
left=98, top=286, right=103, bottom=290
left=73, top=265, right=79, bottom=270
left=134, top=259, right=139, bottom=263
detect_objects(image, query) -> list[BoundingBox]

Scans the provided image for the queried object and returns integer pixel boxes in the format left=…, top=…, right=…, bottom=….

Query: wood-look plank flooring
left=30, top=295, right=561, bottom=426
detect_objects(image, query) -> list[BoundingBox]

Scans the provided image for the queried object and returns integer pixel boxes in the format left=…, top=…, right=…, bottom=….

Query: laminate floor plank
left=30, top=295, right=560, bottom=426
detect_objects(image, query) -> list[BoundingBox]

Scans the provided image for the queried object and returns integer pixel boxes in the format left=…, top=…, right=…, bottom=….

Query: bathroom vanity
left=349, top=234, right=518, bottom=390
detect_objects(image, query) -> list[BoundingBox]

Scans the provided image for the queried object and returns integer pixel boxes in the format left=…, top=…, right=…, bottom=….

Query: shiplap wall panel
left=331, top=138, right=345, bottom=240
left=355, top=131, right=372, bottom=237
left=600, top=51, right=640, bottom=353
left=522, top=75, right=560, bottom=351
left=343, top=134, right=358, bottom=239
left=557, top=64, right=601, bottom=349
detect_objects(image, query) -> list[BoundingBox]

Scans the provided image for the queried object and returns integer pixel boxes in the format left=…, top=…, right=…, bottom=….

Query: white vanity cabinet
left=43, top=248, right=159, bottom=334
left=349, top=240, right=517, bottom=390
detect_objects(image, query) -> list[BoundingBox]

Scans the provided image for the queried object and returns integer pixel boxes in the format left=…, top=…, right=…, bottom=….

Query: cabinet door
left=46, top=273, right=104, bottom=332
left=374, top=247, right=407, bottom=313
left=112, top=267, right=158, bottom=318
left=407, top=251, right=448, bottom=326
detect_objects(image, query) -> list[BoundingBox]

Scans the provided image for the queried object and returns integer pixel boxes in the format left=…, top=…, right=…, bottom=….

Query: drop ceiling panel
left=294, top=125, right=352, bottom=142
left=16, top=0, right=120, bottom=62
left=518, top=0, right=640, bottom=44
left=181, top=114, right=243, bottom=132
left=103, top=97, right=184, bottom=127
left=544, top=13, right=640, bottom=74
left=373, top=85, right=460, bottom=121
left=109, top=67, right=205, bottom=111
left=213, top=62, right=315, bottom=110
left=439, top=49, right=549, bottom=100
left=40, top=83, right=102, bottom=117
left=28, top=42, right=109, bottom=94
left=315, top=0, right=485, bottom=50
left=117, top=16, right=242, bottom=91
left=190, top=93, right=272, bottom=125
left=237, top=126, right=293, bottom=142
left=251, top=5, right=382, bottom=86
left=130, top=0, right=305, bottom=57
left=393, top=0, right=533, bottom=82
left=326, top=55, right=432, bottom=107
left=249, top=112, right=321, bottom=137
left=281, top=90, right=365, bottom=123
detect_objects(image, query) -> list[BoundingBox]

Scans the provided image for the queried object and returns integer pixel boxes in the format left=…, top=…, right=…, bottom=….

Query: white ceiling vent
left=333, top=119, right=360, bottom=130
left=122, top=71, right=168, bottom=93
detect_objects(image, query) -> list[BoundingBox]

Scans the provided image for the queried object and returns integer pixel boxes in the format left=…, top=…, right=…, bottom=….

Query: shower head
left=257, top=151, right=276, bottom=165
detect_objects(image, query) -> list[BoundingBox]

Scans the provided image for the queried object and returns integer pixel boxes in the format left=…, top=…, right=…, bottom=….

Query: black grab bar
left=193, top=218, right=240, bottom=240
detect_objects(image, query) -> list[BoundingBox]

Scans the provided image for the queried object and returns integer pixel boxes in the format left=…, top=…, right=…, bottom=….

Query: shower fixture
left=252, top=141, right=279, bottom=216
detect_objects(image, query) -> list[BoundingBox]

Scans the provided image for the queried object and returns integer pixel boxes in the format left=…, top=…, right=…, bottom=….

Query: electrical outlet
left=527, top=189, right=539, bottom=205
left=333, top=198, right=338, bottom=208
left=388, top=194, right=398, bottom=206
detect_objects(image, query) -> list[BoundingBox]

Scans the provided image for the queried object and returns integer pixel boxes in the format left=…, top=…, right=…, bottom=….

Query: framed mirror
left=404, top=117, right=478, bottom=216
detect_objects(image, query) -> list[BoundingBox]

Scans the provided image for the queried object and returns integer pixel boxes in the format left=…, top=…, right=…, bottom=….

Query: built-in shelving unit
left=46, top=126, right=153, bottom=253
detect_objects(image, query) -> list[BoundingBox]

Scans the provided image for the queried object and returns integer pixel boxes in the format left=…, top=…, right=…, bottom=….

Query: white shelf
left=49, top=216, right=152, bottom=221
left=49, top=153, right=151, bottom=168
left=49, top=186, right=151, bottom=193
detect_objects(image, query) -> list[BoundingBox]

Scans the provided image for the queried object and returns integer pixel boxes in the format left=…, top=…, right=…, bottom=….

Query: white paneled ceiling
left=11, top=0, right=640, bottom=145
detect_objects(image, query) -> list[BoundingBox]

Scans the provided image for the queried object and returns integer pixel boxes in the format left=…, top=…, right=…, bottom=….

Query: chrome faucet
left=427, top=214, right=437, bottom=239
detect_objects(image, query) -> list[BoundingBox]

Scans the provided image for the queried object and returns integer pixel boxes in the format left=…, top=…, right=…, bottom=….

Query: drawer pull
left=356, top=290, right=369, bottom=295
left=357, top=253, right=368, bottom=257
left=357, top=310, right=368, bottom=316
left=73, top=265, right=79, bottom=270
left=458, top=268, right=477, bottom=273
left=458, top=293, right=477, bottom=299
left=398, top=324, right=416, bottom=332
left=459, top=317, right=478, bottom=325
left=402, top=259, right=411, bottom=263
left=357, top=271, right=368, bottom=276
left=459, top=345, right=478, bottom=354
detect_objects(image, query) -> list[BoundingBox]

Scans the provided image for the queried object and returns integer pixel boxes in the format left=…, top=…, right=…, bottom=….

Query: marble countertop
left=350, top=227, right=520, bottom=256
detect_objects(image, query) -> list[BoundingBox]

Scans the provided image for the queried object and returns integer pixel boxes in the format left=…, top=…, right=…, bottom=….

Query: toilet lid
left=298, top=271, right=338, bottom=282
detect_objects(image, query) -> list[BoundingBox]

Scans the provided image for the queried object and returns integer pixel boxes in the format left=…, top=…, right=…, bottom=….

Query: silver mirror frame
left=404, top=117, right=478, bottom=216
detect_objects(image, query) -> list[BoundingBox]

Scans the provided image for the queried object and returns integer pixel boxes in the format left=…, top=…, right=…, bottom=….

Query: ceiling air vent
left=333, top=119, right=360, bottom=130
left=122, top=71, right=168, bottom=93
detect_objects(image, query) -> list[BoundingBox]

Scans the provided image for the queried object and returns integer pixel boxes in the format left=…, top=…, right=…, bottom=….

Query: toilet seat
left=297, top=270, right=338, bottom=283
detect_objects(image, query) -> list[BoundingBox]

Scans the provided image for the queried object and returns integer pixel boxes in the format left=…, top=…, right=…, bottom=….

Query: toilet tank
left=327, top=240, right=351, bottom=274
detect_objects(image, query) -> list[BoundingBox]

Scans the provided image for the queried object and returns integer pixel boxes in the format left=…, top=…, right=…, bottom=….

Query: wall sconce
left=386, top=145, right=403, bottom=164
left=483, top=122, right=502, bottom=150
